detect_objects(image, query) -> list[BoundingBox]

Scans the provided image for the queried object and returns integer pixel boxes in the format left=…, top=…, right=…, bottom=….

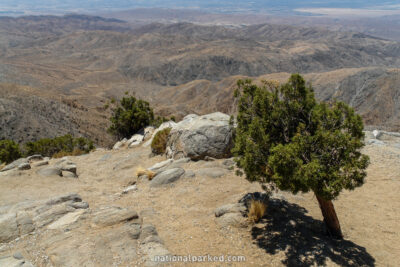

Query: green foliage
left=151, top=128, right=172, bottom=155
left=0, top=140, right=22, bottom=164
left=25, top=135, right=94, bottom=158
left=233, top=74, right=369, bottom=201
left=108, top=96, right=155, bottom=139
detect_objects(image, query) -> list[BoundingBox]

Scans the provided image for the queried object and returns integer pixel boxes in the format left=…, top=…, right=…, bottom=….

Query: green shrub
left=108, top=96, right=155, bottom=139
left=24, top=135, right=94, bottom=158
left=0, top=139, right=22, bottom=164
left=151, top=128, right=172, bottom=155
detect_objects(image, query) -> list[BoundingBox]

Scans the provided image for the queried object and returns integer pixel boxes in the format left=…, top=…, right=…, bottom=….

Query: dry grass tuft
left=248, top=200, right=267, bottom=223
left=136, top=167, right=156, bottom=180
left=52, top=148, right=86, bottom=159
left=0, top=163, right=5, bottom=171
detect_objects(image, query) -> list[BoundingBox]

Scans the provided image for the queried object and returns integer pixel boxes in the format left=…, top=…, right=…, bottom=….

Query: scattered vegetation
left=52, top=148, right=87, bottom=158
left=24, top=135, right=94, bottom=158
left=136, top=167, right=156, bottom=180
left=108, top=95, right=177, bottom=139
left=0, top=139, right=22, bottom=164
left=233, top=74, right=370, bottom=238
left=151, top=128, right=172, bottom=155
left=248, top=200, right=267, bottom=223
left=108, top=95, right=155, bottom=139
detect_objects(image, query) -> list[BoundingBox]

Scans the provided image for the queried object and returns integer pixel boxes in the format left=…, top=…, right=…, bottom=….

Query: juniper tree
left=232, top=74, right=369, bottom=238
left=108, top=96, right=155, bottom=139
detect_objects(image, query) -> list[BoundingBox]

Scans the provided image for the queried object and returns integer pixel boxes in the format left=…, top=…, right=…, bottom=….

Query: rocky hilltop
left=1, top=113, right=399, bottom=266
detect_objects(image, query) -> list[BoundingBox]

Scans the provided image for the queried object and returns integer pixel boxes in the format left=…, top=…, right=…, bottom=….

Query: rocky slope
left=1, top=15, right=400, bottom=145
left=0, top=116, right=399, bottom=266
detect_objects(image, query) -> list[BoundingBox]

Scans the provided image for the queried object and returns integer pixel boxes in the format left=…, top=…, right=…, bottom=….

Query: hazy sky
left=1, top=0, right=400, bottom=16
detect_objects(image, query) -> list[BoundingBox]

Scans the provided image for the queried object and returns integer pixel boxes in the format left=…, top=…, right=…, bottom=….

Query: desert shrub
left=108, top=96, right=155, bottom=139
left=0, top=139, right=22, bottom=164
left=136, top=167, right=156, bottom=180
left=233, top=74, right=369, bottom=238
left=52, top=148, right=86, bottom=159
left=248, top=200, right=267, bottom=223
left=151, top=128, right=172, bottom=155
left=24, top=135, right=94, bottom=158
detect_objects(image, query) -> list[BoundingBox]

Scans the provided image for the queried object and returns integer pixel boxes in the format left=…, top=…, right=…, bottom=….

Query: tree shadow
left=251, top=198, right=375, bottom=266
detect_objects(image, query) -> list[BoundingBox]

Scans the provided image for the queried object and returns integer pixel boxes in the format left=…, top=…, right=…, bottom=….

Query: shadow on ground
left=252, top=198, right=375, bottom=267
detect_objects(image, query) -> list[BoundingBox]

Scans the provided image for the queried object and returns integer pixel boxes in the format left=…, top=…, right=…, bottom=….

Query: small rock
left=46, top=193, right=81, bottom=205
left=69, top=201, right=89, bottom=209
left=216, top=213, right=247, bottom=228
left=37, top=166, right=62, bottom=177
left=140, top=224, right=158, bottom=240
left=47, top=209, right=86, bottom=230
left=239, top=192, right=270, bottom=209
left=27, top=154, right=43, bottom=161
left=215, top=203, right=246, bottom=217
left=33, top=160, right=49, bottom=167
left=13, top=252, right=24, bottom=260
left=148, top=159, right=173, bottom=171
left=61, top=164, right=77, bottom=174
left=1, top=158, right=28, bottom=172
left=150, top=168, right=185, bottom=187
left=128, top=134, right=144, bottom=148
left=184, top=170, right=195, bottom=178
left=62, top=171, right=77, bottom=178
left=92, top=207, right=140, bottom=227
left=18, top=163, right=31, bottom=170
left=122, top=185, right=138, bottom=194
left=0, top=255, right=35, bottom=267
left=222, top=158, right=235, bottom=167
left=372, top=129, right=381, bottom=139
left=143, top=127, right=156, bottom=141
left=113, top=141, right=124, bottom=150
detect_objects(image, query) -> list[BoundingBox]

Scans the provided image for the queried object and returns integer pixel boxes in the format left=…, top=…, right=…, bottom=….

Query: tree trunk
left=315, top=194, right=343, bottom=239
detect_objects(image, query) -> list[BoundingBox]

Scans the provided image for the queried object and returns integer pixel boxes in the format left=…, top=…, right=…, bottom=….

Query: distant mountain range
left=1, top=0, right=399, bottom=15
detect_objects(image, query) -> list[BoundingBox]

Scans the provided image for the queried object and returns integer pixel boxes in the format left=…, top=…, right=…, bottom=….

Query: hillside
left=1, top=15, right=400, bottom=145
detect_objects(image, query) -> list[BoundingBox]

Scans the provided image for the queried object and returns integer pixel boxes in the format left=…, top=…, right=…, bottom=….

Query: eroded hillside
left=1, top=15, right=400, bottom=145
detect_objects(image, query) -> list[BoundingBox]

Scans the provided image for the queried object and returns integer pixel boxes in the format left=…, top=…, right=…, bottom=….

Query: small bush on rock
left=0, top=139, right=22, bottom=164
left=151, top=128, right=172, bottom=155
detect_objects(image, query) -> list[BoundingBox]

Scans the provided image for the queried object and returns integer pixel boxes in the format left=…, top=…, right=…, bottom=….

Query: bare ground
left=0, top=142, right=399, bottom=266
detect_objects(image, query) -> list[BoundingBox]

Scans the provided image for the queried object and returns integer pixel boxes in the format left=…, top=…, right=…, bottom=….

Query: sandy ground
left=0, top=142, right=399, bottom=266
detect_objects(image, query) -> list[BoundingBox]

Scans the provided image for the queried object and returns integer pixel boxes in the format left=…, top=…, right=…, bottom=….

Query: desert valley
left=1, top=2, right=400, bottom=267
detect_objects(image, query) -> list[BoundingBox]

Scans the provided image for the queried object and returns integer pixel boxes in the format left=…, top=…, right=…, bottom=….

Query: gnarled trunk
left=316, top=194, right=343, bottom=239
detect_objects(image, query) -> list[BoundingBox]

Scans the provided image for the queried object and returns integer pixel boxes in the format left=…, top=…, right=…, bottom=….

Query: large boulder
left=166, top=113, right=234, bottom=160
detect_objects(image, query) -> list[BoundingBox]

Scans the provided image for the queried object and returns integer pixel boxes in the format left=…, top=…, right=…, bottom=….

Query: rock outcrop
left=166, top=113, right=234, bottom=160
left=0, top=193, right=89, bottom=243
